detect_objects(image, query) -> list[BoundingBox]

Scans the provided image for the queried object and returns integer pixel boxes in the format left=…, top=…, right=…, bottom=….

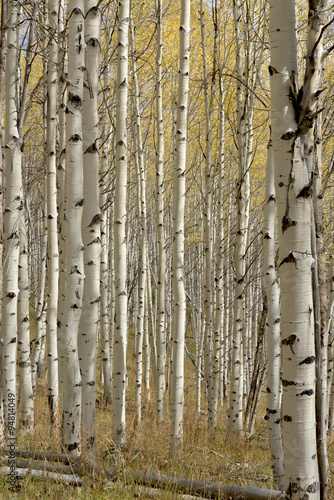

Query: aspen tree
left=228, top=0, right=265, bottom=435
left=227, top=0, right=250, bottom=434
left=78, top=0, right=101, bottom=451
left=327, top=261, right=334, bottom=429
left=2, top=0, right=22, bottom=438
left=61, top=0, right=85, bottom=454
left=130, top=19, right=148, bottom=425
left=213, top=65, right=225, bottom=412
left=57, top=0, right=67, bottom=398
left=99, top=99, right=113, bottom=404
left=112, top=0, right=130, bottom=447
left=263, top=140, right=284, bottom=489
left=268, top=0, right=327, bottom=497
left=170, top=0, right=190, bottom=453
left=143, top=288, right=151, bottom=397
left=155, top=0, right=166, bottom=424
left=199, top=0, right=215, bottom=430
left=18, top=217, right=34, bottom=431
left=0, top=0, right=8, bottom=341
left=311, top=45, right=328, bottom=500
left=33, top=200, right=47, bottom=383
left=46, top=0, right=60, bottom=423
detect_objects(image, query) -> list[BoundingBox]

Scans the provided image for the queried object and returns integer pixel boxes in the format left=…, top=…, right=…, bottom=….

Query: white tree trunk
left=57, top=0, right=67, bottom=402
left=130, top=21, right=148, bottom=425
left=213, top=67, right=225, bottom=412
left=263, top=140, right=284, bottom=490
left=228, top=0, right=249, bottom=434
left=99, top=118, right=112, bottom=404
left=18, top=217, right=34, bottom=431
left=112, top=0, right=130, bottom=447
left=155, top=0, right=166, bottom=424
left=32, top=197, right=47, bottom=393
left=46, top=0, right=59, bottom=424
left=78, top=0, right=101, bottom=452
left=199, top=0, right=215, bottom=430
left=170, top=0, right=190, bottom=453
left=61, top=0, right=85, bottom=454
left=269, top=0, right=322, bottom=497
left=2, top=0, right=22, bottom=441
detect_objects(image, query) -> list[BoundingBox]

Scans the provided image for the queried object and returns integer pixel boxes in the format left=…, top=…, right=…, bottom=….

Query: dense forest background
left=0, top=0, right=334, bottom=498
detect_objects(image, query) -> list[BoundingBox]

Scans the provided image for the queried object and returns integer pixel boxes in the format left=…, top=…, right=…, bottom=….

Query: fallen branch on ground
left=0, top=466, right=83, bottom=486
left=7, top=448, right=285, bottom=499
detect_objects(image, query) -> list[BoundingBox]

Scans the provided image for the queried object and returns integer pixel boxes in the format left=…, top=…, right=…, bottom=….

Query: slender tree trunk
left=0, top=0, right=8, bottom=441
left=32, top=199, right=47, bottom=392
left=263, top=140, right=284, bottom=489
left=112, top=0, right=130, bottom=447
left=46, top=0, right=60, bottom=424
left=199, top=0, right=215, bottom=431
left=2, top=0, right=22, bottom=441
left=169, top=0, right=190, bottom=454
left=99, top=113, right=112, bottom=404
left=130, top=20, right=148, bottom=425
left=61, top=0, right=85, bottom=454
left=78, top=0, right=101, bottom=452
left=228, top=0, right=249, bottom=434
left=155, top=0, right=166, bottom=424
left=213, top=64, right=225, bottom=413
left=57, top=0, right=67, bottom=404
left=18, top=217, right=34, bottom=431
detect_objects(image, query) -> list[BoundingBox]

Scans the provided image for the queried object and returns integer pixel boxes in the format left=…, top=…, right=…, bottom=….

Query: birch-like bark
left=18, top=217, right=34, bottom=431
left=130, top=20, right=148, bottom=425
left=269, top=0, right=322, bottom=497
left=147, top=270, right=157, bottom=387
left=99, top=106, right=112, bottom=404
left=228, top=0, right=249, bottom=434
left=61, top=0, right=85, bottom=454
left=46, top=0, right=59, bottom=424
left=213, top=65, right=225, bottom=414
left=32, top=199, right=47, bottom=392
left=78, top=0, right=101, bottom=452
left=309, top=34, right=328, bottom=500
left=0, top=0, right=7, bottom=439
left=199, top=0, right=215, bottom=430
left=155, top=0, right=166, bottom=424
left=2, top=0, right=22, bottom=440
left=112, top=0, right=130, bottom=447
left=57, top=0, right=67, bottom=400
left=327, top=261, right=334, bottom=429
left=263, top=140, right=284, bottom=490
left=0, top=0, right=7, bottom=343
left=170, top=0, right=190, bottom=453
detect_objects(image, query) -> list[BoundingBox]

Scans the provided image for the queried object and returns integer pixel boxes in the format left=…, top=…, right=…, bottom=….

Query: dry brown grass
left=0, top=333, right=333, bottom=498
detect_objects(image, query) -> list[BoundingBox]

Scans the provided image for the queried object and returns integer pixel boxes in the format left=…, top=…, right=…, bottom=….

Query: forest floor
left=0, top=333, right=333, bottom=499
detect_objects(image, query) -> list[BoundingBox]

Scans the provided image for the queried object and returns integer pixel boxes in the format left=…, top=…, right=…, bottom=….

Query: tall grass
left=0, top=330, right=333, bottom=498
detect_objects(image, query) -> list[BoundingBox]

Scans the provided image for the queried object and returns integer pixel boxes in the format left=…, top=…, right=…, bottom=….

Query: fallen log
left=125, top=470, right=285, bottom=500
left=0, top=466, right=83, bottom=486
left=11, top=449, right=285, bottom=499
left=1, top=456, right=76, bottom=475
